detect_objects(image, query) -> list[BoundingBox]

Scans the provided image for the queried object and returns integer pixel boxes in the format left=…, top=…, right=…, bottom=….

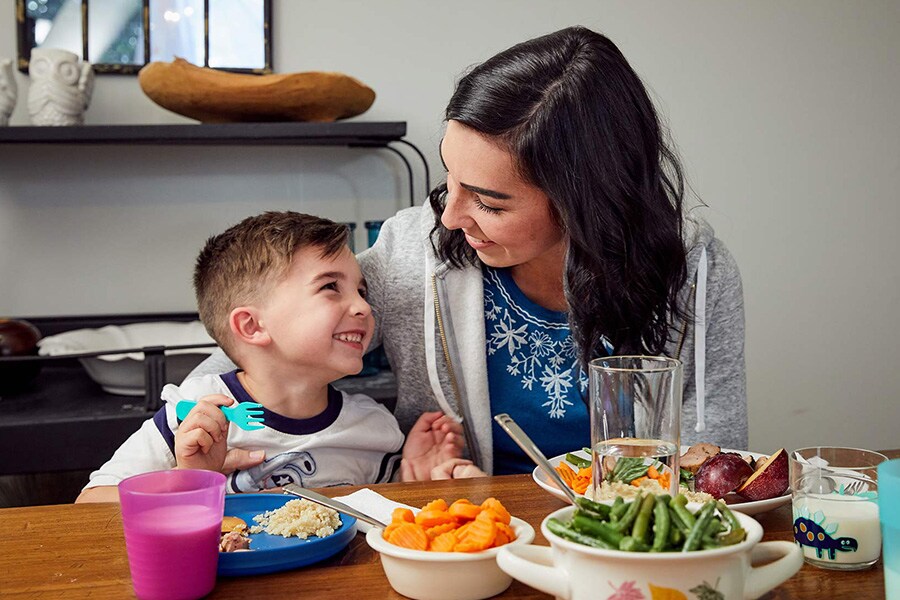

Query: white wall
left=1, top=1, right=898, bottom=454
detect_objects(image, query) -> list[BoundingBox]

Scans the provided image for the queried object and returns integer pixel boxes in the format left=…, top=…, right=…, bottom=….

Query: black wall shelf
left=0, top=121, right=406, bottom=146
left=0, top=121, right=429, bottom=204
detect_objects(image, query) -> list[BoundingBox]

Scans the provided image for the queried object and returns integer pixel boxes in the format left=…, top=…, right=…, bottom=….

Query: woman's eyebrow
left=459, top=182, right=512, bottom=200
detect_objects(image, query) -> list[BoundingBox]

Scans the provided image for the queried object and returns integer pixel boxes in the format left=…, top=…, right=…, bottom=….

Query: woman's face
left=439, top=120, right=566, bottom=272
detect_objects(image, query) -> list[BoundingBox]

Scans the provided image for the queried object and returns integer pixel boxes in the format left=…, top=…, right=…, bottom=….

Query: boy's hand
left=174, top=394, right=233, bottom=472
left=400, top=411, right=465, bottom=481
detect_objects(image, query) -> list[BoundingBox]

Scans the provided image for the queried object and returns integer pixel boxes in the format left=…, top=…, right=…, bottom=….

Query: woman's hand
left=400, top=411, right=466, bottom=481
left=430, top=458, right=487, bottom=480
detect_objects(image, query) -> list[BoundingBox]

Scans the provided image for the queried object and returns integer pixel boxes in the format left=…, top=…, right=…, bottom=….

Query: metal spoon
left=283, top=483, right=389, bottom=529
left=493, top=413, right=580, bottom=505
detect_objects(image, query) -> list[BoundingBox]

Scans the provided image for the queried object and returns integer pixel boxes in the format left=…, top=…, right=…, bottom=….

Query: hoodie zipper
left=431, top=272, right=481, bottom=466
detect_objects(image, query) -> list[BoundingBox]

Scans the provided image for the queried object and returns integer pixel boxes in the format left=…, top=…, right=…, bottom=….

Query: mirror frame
left=16, top=0, right=272, bottom=75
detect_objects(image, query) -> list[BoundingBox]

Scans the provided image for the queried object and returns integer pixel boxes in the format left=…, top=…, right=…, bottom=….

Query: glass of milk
left=790, top=447, right=887, bottom=570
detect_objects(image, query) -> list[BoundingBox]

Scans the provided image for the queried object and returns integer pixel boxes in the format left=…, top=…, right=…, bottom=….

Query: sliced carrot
left=391, top=507, right=415, bottom=523
left=415, top=509, right=455, bottom=528
left=631, top=476, right=649, bottom=487
left=576, top=466, right=592, bottom=479
left=448, top=499, right=482, bottom=521
left=453, top=521, right=473, bottom=541
left=495, top=522, right=517, bottom=544
left=455, top=511, right=497, bottom=552
left=647, top=465, right=660, bottom=479
left=425, top=522, right=458, bottom=539
left=480, top=498, right=511, bottom=525
left=387, top=522, right=429, bottom=551
left=421, top=498, right=449, bottom=513
left=382, top=522, right=401, bottom=540
left=430, top=530, right=457, bottom=552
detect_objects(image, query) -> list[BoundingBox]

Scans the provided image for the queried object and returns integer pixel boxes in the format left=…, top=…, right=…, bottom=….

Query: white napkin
left=333, top=488, right=417, bottom=534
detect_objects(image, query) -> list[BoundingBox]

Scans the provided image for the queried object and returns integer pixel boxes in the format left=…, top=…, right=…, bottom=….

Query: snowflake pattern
left=483, top=268, right=601, bottom=419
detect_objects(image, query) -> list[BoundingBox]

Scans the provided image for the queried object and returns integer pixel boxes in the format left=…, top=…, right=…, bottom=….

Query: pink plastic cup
left=119, top=470, right=225, bottom=600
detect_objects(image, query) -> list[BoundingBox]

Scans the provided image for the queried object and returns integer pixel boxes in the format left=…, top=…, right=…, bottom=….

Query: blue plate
left=218, top=494, right=357, bottom=576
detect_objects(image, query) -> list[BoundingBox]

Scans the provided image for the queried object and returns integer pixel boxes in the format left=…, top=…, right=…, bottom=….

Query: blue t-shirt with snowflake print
left=484, top=266, right=610, bottom=475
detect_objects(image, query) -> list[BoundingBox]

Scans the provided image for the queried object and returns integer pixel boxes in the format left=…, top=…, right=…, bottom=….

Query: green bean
left=651, top=495, right=671, bottom=552
left=682, top=502, right=717, bottom=552
left=631, top=493, right=657, bottom=542
left=572, top=513, right=624, bottom=547
left=670, top=494, right=697, bottom=529
left=619, top=535, right=651, bottom=552
left=575, top=496, right=612, bottom=520
left=547, top=518, right=615, bottom=549
left=717, top=501, right=743, bottom=531
left=668, top=504, right=691, bottom=535
left=566, top=452, right=591, bottom=469
left=703, top=518, right=725, bottom=538
left=611, top=493, right=644, bottom=533
left=717, top=528, right=747, bottom=546
left=668, top=524, right=684, bottom=547
left=609, top=496, right=626, bottom=521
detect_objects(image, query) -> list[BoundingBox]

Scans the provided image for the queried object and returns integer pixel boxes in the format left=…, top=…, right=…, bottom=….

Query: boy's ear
left=228, top=306, right=271, bottom=347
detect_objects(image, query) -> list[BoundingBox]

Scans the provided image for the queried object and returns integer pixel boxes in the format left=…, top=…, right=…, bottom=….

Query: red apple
left=736, top=448, right=789, bottom=501
left=695, top=452, right=755, bottom=499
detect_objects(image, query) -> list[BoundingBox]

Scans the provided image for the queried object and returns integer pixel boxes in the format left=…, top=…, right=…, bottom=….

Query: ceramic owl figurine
left=0, top=58, right=16, bottom=126
left=27, top=48, right=94, bottom=126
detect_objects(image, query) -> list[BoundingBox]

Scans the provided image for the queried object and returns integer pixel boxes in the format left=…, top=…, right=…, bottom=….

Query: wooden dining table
left=5, top=450, right=896, bottom=599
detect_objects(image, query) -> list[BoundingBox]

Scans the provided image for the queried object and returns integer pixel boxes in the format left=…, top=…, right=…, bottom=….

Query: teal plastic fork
left=175, top=400, right=265, bottom=431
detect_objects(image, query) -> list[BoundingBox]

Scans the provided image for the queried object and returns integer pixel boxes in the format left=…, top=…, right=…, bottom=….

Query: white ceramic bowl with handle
left=497, top=506, right=801, bottom=600
left=365, top=516, right=535, bottom=600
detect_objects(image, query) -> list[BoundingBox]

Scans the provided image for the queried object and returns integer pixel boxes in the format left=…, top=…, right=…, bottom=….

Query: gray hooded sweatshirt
left=192, top=205, right=747, bottom=474
left=357, top=206, right=747, bottom=473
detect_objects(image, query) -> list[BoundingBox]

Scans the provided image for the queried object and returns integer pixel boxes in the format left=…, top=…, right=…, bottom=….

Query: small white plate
left=532, top=447, right=790, bottom=516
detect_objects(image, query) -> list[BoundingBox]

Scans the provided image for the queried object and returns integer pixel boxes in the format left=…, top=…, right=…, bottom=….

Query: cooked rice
left=249, top=499, right=342, bottom=539
left=587, top=479, right=714, bottom=504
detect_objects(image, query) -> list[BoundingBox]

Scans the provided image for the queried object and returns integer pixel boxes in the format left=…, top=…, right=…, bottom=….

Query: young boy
left=77, top=212, right=464, bottom=502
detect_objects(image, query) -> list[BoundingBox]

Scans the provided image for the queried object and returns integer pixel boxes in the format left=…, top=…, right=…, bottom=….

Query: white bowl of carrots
left=365, top=497, right=535, bottom=600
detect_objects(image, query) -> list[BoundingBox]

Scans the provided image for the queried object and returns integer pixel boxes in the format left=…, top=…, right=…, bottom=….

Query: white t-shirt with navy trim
left=84, top=370, right=404, bottom=491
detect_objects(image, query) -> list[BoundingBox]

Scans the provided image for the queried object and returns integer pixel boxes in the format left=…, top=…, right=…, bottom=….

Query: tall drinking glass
left=589, top=356, right=682, bottom=498
left=119, top=469, right=225, bottom=600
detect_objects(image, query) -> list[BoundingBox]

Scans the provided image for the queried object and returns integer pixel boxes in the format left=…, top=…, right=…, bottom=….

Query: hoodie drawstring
left=694, top=246, right=708, bottom=433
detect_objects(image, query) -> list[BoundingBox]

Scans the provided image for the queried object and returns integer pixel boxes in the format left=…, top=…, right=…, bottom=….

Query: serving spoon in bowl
left=493, top=413, right=580, bottom=505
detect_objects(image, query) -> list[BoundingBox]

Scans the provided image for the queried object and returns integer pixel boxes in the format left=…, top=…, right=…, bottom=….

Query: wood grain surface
left=4, top=450, right=896, bottom=599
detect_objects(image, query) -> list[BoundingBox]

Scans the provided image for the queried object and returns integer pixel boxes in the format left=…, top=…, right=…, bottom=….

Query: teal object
left=879, top=459, right=900, bottom=599
left=175, top=400, right=265, bottom=431
left=218, top=494, right=357, bottom=576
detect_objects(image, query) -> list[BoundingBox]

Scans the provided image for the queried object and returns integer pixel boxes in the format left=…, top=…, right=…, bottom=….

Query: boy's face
left=257, top=245, right=374, bottom=380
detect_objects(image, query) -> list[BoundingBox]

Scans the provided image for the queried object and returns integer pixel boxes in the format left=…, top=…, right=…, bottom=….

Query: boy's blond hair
left=194, top=211, right=349, bottom=359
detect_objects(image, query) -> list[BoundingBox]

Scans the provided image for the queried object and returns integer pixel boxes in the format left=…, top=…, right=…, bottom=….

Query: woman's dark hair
left=429, top=25, right=688, bottom=366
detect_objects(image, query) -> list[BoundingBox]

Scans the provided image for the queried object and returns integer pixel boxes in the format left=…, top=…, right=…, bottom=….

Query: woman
left=193, top=26, right=746, bottom=476
left=358, top=26, right=746, bottom=475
